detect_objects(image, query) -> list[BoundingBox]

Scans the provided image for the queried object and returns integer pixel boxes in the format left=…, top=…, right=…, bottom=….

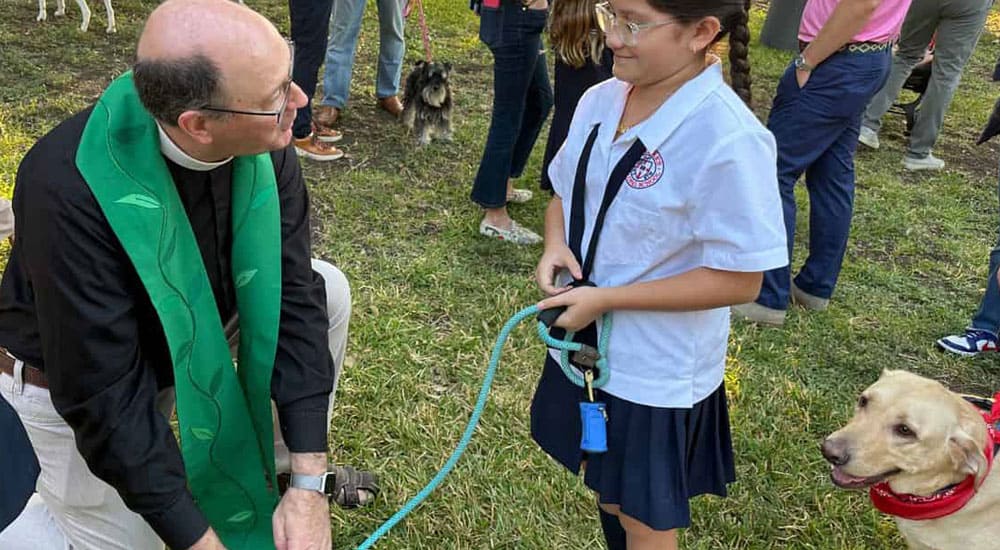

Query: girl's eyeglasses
left=199, top=40, right=295, bottom=126
left=594, top=2, right=677, bottom=47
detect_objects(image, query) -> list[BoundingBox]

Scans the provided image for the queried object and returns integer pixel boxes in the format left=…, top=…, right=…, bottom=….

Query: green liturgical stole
left=76, top=73, right=282, bottom=549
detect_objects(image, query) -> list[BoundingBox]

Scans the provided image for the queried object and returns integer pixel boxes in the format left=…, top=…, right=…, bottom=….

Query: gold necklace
left=616, top=87, right=637, bottom=137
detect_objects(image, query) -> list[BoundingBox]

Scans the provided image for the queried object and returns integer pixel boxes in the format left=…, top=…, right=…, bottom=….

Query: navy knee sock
left=598, top=507, right=627, bottom=550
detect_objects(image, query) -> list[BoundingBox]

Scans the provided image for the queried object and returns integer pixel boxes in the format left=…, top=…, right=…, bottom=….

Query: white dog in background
left=37, top=0, right=116, bottom=33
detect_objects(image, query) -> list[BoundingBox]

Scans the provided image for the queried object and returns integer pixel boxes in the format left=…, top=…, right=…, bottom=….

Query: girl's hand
left=535, top=243, right=583, bottom=296
left=537, top=286, right=609, bottom=332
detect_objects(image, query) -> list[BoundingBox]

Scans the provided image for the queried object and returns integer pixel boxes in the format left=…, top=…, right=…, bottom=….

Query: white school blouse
left=547, top=60, right=787, bottom=408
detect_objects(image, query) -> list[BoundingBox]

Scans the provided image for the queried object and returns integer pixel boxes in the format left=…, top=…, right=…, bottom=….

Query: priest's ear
left=175, top=110, right=217, bottom=146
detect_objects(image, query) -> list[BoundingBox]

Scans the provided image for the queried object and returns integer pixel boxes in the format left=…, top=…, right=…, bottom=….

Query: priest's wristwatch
left=288, top=472, right=336, bottom=499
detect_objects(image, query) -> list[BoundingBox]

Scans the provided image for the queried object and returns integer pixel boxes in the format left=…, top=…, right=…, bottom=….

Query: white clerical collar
left=157, top=123, right=232, bottom=171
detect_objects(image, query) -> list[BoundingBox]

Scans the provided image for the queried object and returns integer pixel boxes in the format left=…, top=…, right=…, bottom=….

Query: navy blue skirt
left=530, top=355, right=735, bottom=531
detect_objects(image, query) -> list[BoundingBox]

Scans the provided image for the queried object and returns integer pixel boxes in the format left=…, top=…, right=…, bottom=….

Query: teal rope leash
left=356, top=305, right=609, bottom=549
left=536, top=314, right=612, bottom=388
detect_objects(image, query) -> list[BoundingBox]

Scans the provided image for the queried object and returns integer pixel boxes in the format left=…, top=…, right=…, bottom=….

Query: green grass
left=3, top=1, right=1000, bottom=548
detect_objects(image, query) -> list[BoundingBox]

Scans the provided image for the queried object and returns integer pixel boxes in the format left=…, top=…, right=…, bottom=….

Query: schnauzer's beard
left=421, top=85, right=448, bottom=108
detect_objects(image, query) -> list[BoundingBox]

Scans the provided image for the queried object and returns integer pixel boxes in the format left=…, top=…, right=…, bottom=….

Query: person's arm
left=799, top=0, right=885, bottom=85
left=537, top=268, right=762, bottom=331
left=269, top=146, right=334, bottom=549
left=15, top=135, right=210, bottom=550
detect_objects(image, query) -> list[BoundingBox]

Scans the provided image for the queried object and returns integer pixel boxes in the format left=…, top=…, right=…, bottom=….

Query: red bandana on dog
left=869, top=398, right=1000, bottom=521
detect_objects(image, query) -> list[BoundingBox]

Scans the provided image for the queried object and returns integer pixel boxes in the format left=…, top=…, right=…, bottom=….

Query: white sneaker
left=903, top=153, right=945, bottom=171
left=858, top=126, right=880, bottom=149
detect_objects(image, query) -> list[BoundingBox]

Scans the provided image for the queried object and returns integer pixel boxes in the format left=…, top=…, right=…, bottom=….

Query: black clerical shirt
left=0, top=108, right=335, bottom=549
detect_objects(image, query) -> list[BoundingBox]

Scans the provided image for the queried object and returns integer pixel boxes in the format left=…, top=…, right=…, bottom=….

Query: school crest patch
left=626, top=151, right=664, bottom=189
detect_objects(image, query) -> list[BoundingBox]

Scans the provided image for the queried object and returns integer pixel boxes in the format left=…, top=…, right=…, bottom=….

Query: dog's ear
left=444, top=62, right=453, bottom=74
left=415, top=60, right=427, bottom=69
left=948, top=428, right=988, bottom=485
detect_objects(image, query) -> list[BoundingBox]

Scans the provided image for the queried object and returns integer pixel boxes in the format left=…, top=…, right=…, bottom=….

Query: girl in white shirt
left=532, top=0, right=786, bottom=548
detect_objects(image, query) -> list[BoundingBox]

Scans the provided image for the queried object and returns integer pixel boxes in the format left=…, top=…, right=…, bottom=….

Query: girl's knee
left=617, top=512, right=677, bottom=547
left=310, top=259, right=352, bottom=326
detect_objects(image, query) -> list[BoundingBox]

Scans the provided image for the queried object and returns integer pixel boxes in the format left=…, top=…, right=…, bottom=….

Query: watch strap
left=289, top=472, right=334, bottom=496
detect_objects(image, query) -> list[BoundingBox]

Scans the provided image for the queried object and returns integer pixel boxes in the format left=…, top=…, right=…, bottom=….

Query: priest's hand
left=273, top=488, right=332, bottom=550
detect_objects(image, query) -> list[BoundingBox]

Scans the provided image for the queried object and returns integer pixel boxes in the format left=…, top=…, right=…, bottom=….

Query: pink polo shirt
left=799, top=0, right=913, bottom=44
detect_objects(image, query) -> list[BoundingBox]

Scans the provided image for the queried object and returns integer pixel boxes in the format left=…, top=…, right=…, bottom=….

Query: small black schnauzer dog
left=401, top=60, right=453, bottom=145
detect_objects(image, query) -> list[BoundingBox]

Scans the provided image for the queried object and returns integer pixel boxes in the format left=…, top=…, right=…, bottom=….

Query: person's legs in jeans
left=794, top=53, right=890, bottom=301
left=374, top=0, right=405, bottom=100
left=289, top=0, right=335, bottom=140
left=471, top=8, right=549, bottom=236
left=322, top=0, right=366, bottom=110
left=860, top=0, right=939, bottom=135
left=907, top=0, right=992, bottom=158
left=508, top=47, right=553, bottom=184
left=969, top=164, right=1000, bottom=334
left=758, top=64, right=858, bottom=311
left=795, top=123, right=860, bottom=300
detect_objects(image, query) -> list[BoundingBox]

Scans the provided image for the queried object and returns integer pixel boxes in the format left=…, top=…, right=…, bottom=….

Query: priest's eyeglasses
left=199, top=40, right=295, bottom=126
left=594, top=2, right=677, bottom=47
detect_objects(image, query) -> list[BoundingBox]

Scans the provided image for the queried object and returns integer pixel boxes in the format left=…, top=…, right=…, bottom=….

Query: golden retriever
left=821, top=369, right=999, bottom=550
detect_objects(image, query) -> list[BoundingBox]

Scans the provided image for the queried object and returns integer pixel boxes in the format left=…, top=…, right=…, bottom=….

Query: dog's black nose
left=821, top=438, right=850, bottom=466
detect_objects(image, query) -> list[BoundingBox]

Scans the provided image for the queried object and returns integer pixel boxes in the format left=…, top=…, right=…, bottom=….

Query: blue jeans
left=970, top=160, right=1000, bottom=334
left=290, top=0, right=335, bottom=139
left=758, top=50, right=891, bottom=310
left=470, top=4, right=553, bottom=208
left=321, top=0, right=405, bottom=109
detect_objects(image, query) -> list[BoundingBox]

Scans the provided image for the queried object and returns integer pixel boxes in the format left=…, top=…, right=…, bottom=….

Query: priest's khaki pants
left=0, top=259, right=350, bottom=550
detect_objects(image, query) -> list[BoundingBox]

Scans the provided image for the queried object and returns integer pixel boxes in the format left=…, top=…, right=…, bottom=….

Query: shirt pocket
left=602, top=201, right=674, bottom=266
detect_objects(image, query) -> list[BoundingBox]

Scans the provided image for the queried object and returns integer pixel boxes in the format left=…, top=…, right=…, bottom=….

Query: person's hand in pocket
left=796, top=68, right=811, bottom=89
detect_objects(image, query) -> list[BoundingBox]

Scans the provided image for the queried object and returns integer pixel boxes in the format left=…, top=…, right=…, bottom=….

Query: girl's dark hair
left=649, top=0, right=752, bottom=105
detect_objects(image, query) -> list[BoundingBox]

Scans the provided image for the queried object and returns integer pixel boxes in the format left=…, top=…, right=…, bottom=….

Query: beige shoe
left=506, top=188, right=533, bottom=204
left=731, top=302, right=786, bottom=327
left=294, top=134, right=345, bottom=161
left=479, top=219, right=542, bottom=245
left=790, top=282, right=829, bottom=311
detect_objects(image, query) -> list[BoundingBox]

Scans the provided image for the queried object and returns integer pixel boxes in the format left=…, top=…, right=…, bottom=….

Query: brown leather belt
left=0, top=348, right=48, bottom=389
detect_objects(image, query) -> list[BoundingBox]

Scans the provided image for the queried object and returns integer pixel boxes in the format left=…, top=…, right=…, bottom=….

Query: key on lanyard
left=580, top=370, right=608, bottom=453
